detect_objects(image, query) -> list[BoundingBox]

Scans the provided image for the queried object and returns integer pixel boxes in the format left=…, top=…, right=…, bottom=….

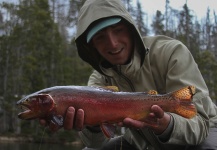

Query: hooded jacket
left=75, top=0, right=217, bottom=149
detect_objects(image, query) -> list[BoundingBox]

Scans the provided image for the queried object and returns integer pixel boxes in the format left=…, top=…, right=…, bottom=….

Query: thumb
left=151, top=105, right=164, bottom=119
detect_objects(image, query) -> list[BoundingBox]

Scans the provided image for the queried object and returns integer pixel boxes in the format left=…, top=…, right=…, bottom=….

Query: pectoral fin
left=51, top=115, right=64, bottom=126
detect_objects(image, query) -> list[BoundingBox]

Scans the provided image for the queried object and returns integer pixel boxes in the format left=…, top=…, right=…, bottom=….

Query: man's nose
left=106, top=31, right=118, bottom=48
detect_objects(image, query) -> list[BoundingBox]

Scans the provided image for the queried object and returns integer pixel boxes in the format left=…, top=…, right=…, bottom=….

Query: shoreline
left=0, top=135, right=83, bottom=145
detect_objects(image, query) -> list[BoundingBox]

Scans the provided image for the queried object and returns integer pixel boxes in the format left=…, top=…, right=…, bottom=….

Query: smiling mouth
left=109, top=48, right=123, bottom=55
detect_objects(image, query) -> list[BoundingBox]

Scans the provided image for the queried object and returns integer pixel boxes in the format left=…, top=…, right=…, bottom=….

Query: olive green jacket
left=75, top=0, right=217, bottom=149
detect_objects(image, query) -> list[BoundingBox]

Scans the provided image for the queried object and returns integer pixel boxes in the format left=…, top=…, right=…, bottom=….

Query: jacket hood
left=75, top=0, right=147, bottom=74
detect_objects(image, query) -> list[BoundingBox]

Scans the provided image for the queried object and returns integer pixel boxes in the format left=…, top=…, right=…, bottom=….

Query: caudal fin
left=172, top=86, right=197, bottom=119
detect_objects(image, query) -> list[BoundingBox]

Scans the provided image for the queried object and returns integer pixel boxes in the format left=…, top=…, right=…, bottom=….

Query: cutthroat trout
left=17, top=85, right=197, bottom=137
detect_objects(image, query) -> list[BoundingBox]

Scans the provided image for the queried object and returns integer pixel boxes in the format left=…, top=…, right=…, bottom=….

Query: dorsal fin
left=148, top=90, right=158, bottom=95
left=100, top=86, right=119, bottom=92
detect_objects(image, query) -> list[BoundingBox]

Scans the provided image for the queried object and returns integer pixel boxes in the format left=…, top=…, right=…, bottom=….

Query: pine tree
left=151, top=10, right=165, bottom=35
left=135, top=0, right=148, bottom=36
left=204, top=8, right=212, bottom=51
left=177, top=4, right=198, bottom=57
left=212, top=11, right=217, bottom=58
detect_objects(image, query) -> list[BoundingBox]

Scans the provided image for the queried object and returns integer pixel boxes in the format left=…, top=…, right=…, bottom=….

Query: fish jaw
left=17, top=94, right=55, bottom=120
left=18, top=108, right=40, bottom=120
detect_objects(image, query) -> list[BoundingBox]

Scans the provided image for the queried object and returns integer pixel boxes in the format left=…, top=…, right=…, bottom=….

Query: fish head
left=17, top=94, right=55, bottom=120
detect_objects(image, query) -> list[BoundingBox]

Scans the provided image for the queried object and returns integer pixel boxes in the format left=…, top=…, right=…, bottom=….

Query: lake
left=0, top=141, right=84, bottom=150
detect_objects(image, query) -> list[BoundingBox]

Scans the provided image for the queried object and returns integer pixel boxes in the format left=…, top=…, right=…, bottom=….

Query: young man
left=41, top=0, right=217, bottom=149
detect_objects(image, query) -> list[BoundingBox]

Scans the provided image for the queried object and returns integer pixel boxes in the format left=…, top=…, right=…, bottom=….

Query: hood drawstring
left=113, top=66, right=135, bottom=92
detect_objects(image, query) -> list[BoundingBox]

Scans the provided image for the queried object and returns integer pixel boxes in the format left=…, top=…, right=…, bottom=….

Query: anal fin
left=100, top=123, right=116, bottom=138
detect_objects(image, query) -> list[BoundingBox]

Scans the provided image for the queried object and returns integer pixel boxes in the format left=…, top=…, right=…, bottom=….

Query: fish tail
left=172, top=86, right=197, bottom=119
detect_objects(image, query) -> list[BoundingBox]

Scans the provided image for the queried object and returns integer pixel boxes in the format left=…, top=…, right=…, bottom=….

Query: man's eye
left=94, top=34, right=104, bottom=41
left=92, top=33, right=106, bottom=43
left=113, top=26, right=124, bottom=33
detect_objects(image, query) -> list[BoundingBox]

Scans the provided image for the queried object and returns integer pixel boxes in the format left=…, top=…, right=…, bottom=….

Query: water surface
left=0, top=141, right=84, bottom=150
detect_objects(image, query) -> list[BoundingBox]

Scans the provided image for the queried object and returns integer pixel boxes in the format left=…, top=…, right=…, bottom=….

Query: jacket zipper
left=113, top=66, right=135, bottom=92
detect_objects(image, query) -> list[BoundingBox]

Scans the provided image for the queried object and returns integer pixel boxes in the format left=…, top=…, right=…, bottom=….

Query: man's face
left=92, top=22, right=134, bottom=65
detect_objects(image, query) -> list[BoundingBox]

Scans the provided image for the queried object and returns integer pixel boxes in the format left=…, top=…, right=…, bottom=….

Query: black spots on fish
left=164, top=95, right=174, bottom=101
left=152, top=97, right=161, bottom=101
left=150, top=95, right=171, bottom=102
left=172, top=86, right=195, bottom=101
left=175, top=102, right=197, bottom=119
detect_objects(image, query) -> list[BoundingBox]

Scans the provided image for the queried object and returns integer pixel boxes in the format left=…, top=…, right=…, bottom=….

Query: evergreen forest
left=0, top=0, right=217, bottom=144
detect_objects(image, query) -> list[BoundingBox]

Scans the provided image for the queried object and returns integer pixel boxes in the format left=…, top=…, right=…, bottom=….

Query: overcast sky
left=1, top=0, right=216, bottom=20
left=139, top=0, right=216, bottom=20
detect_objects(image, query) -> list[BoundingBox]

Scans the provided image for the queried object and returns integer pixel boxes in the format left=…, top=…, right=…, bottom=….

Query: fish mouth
left=17, top=103, right=36, bottom=120
left=19, top=104, right=30, bottom=111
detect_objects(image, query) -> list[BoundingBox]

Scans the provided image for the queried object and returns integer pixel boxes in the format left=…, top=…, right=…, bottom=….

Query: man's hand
left=119, top=105, right=171, bottom=134
left=39, top=107, right=84, bottom=132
